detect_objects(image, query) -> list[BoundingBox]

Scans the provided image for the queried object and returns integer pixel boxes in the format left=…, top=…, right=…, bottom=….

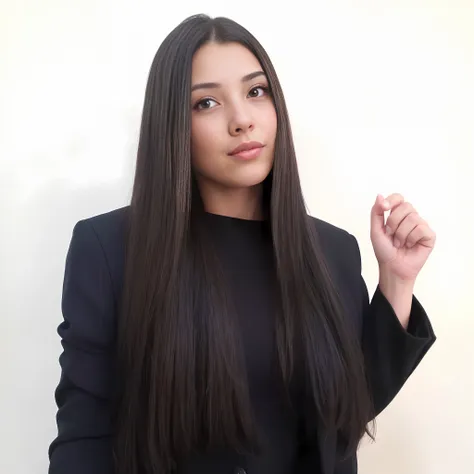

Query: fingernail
left=394, top=238, right=401, bottom=248
left=385, top=226, right=393, bottom=236
left=383, top=200, right=390, bottom=208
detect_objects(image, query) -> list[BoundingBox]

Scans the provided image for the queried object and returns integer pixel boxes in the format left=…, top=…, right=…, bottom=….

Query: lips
left=228, top=141, right=264, bottom=156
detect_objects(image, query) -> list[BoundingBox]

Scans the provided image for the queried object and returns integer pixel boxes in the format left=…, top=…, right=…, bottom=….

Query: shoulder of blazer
left=77, top=205, right=130, bottom=300
left=307, top=215, right=363, bottom=320
left=76, top=208, right=361, bottom=277
left=308, top=214, right=361, bottom=273
left=72, top=207, right=363, bottom=309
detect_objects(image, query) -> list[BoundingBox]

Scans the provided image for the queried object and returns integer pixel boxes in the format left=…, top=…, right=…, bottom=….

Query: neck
left=197, top=180, right=264, bottom=221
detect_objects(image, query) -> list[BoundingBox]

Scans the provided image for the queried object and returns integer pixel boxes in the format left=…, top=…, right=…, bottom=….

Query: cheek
left=191, top=117, right=215, bottom=167
left=261, top=104, right=277, bottom=142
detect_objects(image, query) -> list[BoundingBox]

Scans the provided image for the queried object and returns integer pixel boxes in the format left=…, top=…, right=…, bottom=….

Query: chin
left=195, top=161, right=274, bottom=190
left=227, top=166, right=273, bottom=188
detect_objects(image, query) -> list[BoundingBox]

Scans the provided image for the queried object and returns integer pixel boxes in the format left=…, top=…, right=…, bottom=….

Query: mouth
left=228, top=141, right=265, bottom=160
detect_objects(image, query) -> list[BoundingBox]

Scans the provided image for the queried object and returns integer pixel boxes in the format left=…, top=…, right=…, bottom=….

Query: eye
left=248, top=86, right=268, bottom=98
left=194, top=98, right=218, bottom=110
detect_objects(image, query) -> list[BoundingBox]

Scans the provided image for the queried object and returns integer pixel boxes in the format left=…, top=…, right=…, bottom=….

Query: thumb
left=370, top=194, right=389, bottom=235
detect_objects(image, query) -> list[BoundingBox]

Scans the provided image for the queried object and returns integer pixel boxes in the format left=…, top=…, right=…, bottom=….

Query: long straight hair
left=113, top=14, right=374, bottom=474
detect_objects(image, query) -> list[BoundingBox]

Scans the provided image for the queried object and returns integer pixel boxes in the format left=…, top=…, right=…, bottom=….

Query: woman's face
left=190, top=42, right=277, bottom=192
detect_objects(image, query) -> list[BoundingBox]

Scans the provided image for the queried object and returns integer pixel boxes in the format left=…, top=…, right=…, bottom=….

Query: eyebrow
left=191, top=71, right=266, bottom=92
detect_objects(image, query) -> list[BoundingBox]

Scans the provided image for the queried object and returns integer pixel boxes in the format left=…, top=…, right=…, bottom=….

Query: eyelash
left=193, top=85, right=270, bottom=111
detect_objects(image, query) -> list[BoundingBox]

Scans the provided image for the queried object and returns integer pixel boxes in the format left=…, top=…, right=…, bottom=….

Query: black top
left=202, top=212, right=302, bottom=474
left=48, top=207, right=436, bottom=474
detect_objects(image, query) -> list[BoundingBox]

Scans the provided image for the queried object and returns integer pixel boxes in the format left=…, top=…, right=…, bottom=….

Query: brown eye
left=195, top=98, right=217, bottom=110
left=248, top=86, right=267, bottom=98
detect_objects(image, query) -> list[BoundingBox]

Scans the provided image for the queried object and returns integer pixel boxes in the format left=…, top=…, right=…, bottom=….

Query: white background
left=1, top=1, right=473, bottom=473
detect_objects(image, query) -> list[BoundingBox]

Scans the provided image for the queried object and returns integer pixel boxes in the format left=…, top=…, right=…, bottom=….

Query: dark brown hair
left=113, top=14, right=374, bottom=474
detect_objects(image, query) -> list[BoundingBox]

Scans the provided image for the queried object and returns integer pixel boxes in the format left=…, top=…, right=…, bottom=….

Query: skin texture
left=190, top=42, right=277, bottom=221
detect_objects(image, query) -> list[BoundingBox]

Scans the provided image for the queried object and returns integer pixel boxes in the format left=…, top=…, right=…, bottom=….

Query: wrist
left=378, top=265, right=415, bottom=329
left=378, top=277, right=415, bottom=309
left=378, top=264, right=416, bottom=293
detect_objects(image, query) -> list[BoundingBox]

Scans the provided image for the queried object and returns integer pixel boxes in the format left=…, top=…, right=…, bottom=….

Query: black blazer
left=48, top=206, right=436, bottom=474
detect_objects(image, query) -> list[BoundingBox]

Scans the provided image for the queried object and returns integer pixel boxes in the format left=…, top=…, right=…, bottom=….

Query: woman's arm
left=349, top=234, right=436, bottom=418
left=49, top=220, right=116, bottom=474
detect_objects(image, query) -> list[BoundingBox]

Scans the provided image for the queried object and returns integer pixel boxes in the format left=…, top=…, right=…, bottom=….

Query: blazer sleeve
left=49, top=220, right=116, bottom=474
left=349, top=234, right=437, bottom=418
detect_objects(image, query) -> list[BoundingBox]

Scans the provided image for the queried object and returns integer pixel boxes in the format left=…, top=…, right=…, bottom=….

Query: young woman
left=48, top=14, right=436, bottom=474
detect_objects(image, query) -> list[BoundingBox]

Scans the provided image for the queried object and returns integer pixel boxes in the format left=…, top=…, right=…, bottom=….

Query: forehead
left=191, top=42, right=262, bottom=83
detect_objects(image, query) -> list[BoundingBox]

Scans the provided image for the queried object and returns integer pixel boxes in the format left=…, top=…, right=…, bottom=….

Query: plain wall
left=1, top=1, right=473, bottom=473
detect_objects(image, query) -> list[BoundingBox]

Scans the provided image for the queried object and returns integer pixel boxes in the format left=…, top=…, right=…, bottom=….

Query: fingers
left=406, top=223, right=437, bottom=249
left=384, top=199, right=436, bottom=249
left=371, top=193, right=406, bottom=237
left=383, top=193, right=405, bottom=211
left=385, top=202, right=421, bottom=235
left=373, top=193, right=436, bottom=250
left=385, top=201, right=419, bottom=246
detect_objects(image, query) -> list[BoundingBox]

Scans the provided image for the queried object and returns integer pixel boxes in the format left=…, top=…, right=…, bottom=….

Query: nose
left=228, top=105, right=254, bottom=136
